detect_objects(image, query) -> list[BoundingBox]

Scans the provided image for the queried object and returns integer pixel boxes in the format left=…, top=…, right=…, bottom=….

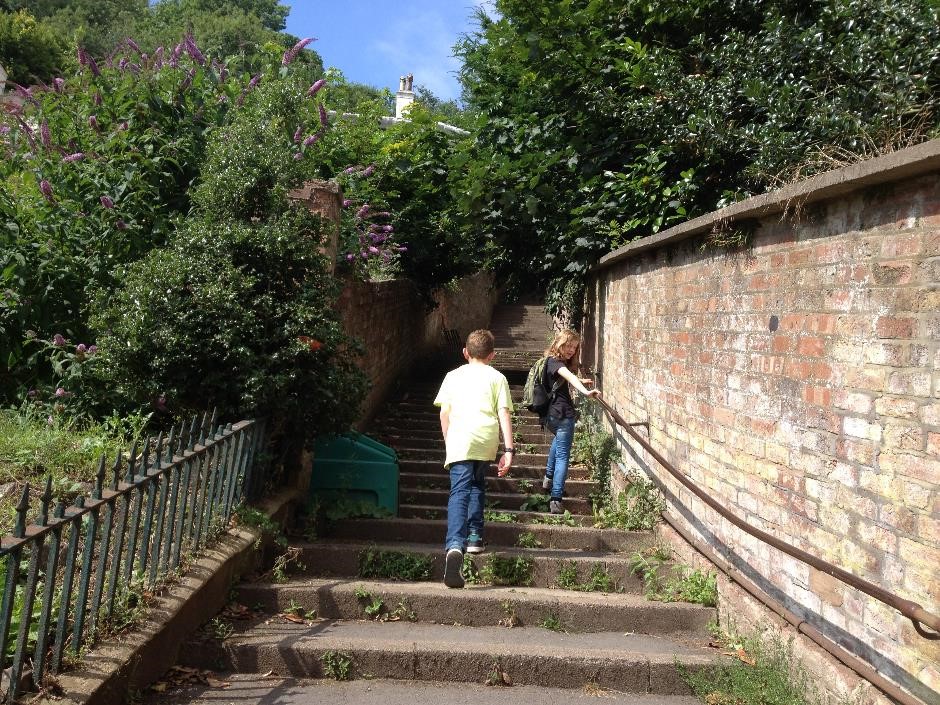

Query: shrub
left=90, top=209, right=366, bottom=433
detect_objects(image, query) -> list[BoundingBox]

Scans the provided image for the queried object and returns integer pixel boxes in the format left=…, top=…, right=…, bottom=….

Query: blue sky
left=285, top=1, right=496, bottom=103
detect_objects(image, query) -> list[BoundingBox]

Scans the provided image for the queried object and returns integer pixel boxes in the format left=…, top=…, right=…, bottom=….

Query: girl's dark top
left=545, top=357, right=576, bottom=419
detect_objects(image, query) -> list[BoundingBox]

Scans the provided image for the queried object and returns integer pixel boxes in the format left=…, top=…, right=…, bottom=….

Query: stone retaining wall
left=585, top=140, right=940, bottom=704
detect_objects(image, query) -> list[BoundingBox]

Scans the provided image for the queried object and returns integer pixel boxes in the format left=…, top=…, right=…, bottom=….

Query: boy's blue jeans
left=545, top=416, right=576, bottom=500
left=445, top=459, right=487, bottom=551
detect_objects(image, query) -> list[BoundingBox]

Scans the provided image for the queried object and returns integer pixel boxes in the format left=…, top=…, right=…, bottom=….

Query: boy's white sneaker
left=444, top=548, right=465, bottom=588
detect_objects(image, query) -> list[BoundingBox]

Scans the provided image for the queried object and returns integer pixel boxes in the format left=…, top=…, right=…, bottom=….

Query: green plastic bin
left=310, top=431, right=399, bottom=514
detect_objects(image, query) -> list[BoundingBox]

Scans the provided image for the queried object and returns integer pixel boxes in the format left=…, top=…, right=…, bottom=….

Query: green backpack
left=522, top=357, right=562, bottom=416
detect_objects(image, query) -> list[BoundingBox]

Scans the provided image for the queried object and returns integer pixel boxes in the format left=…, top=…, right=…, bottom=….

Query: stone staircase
left=159, top=304, right=719, bottom=704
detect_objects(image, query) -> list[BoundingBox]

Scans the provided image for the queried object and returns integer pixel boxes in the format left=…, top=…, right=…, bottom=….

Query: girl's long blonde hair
left=545, top=329, right=581, bottom=374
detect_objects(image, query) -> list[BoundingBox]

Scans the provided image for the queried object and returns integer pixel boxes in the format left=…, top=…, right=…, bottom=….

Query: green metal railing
left=0, top=412, right=266, bottom=702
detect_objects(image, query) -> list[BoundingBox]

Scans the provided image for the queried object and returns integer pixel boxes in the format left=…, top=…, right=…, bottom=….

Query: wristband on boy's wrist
left=504, top=448, right=515, bottom=454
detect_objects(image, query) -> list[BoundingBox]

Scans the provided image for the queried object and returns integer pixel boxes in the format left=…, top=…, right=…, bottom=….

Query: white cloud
left=370, top=6, right=480, bottom=102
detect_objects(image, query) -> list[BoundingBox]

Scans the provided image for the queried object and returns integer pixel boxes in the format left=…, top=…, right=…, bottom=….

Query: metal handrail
left=595, top=396, right=940, bottom=640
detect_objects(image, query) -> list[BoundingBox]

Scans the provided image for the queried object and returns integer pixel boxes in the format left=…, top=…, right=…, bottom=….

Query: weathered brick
left=875, top=316, right=916, bottom=339
left=874, top=396, right=920, bottom=419
left=842, top=416, right=882, bottom=442
left=882, top=421, right=924, bottom=452
left=866, top=343, right=908, bottom=367
left=885, top=370, right=931, bottom=397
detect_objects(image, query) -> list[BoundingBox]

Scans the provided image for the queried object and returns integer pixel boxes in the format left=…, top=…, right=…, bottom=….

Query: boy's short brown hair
left=465, top=329, right=495, bottom=359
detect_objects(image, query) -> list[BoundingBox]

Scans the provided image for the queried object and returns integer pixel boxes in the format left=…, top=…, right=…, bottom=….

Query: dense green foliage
left=455, top=0, right=940, bottom=305
left=0, top=9, right=69, bottom=84
left=0, top=42, right=238, bottom=396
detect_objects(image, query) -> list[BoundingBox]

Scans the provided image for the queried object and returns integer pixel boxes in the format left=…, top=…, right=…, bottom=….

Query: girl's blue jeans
left=445, top=459, right=487, bottom=551
left=545, top=416, right=576, bottom=500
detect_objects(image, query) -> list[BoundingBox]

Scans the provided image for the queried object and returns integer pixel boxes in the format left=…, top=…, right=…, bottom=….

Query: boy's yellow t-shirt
left=433, top=363, right=513, bottom=468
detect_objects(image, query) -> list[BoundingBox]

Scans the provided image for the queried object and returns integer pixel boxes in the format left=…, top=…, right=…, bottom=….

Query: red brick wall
left=337, top=272, right=497, bottom=427
left=586, top=160, right=939, bottom=702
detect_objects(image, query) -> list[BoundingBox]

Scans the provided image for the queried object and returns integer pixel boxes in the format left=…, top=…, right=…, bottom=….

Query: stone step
left=398, top=487, right=592, bottom=515
left=321, top=517, right=655, bottom=552
left=180, top=620, right=717, bottom=694
left=397, top=446, right=551, bottom=465
left=144, top=675, right=703, bottom=705
left=235, top=578, right=714, bottom=635
left=400, top=472, right=594, bottom=498
left=292, top=540, right=648, bottom=592
left=397, top=458, right=586, bottom=480
left=382, top=435, right=552, bottom=454
left=399, top=503, right=593, bottom=525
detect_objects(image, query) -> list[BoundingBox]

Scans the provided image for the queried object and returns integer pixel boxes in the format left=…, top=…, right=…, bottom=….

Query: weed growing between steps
left=629, top=548, right=718, bottom=606
left=539, top=613, right=565, bottom=632
left=483, top=509, right=516, bottom=523
left=555, top=561, right=619, bottom=592
left=519, top=493, right=550, bottom=512
left=531, top=509, right=577, bottom=526
left=321, top=650, right=354, bottom=680
left=681, top=624, right=824, bottom=705
left=353, top=586, right=418, bottom=622
left=516, top=531, right=542, bottom=548
left=498, top=600, right=521, bottom=627
left=480, top=555, right=534, bottom=586
left=593, top=473, right=666, bottom=531
left=234, top=505, right=304, bottom=582
left=358, top=548, right=433, bottom=581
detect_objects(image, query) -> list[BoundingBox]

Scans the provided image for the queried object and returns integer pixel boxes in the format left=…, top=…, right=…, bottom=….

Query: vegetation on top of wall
left=455, top=0, right=940, bottom=306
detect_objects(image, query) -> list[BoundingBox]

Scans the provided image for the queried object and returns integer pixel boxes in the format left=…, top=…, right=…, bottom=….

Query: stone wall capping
left=596, top=138, right=940, bottom=270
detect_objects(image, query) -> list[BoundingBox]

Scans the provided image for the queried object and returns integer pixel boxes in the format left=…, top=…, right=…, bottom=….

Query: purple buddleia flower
left=0, top=125, right=9, bottom=135
left=39, top=180, right=54, bottom=203
left=397, top=246, right=408, bottom=252
left=125, top=37, right=141, bottom=54
left=318, top=103, right=328, bottom=128
left=382, top=225, right=394, bottom=232
left=88, top=115, right=99, bottom=130
left=88, top=345, right=97, bottom=355
left=343, top=165, right=359, bottom=174
left=118, top=57, right=129, bottom=70
left=94, top=92, right=102, bottom=106
left=53, top=78, right=65, bottom=93
left=368, top=246, right=379, bottom=254
left=116, top=219, right=127, bottom=230
left=346, top=253, right=355, bottom=261
left=52, top=333, right=66, bottom=346
left=293, top=153, right=303, bottom=160
left=27, top=389, right=37, bottom=399
left=179, top=67, right=196, bottom=92
left=184, top=34, right=205, bottom=65
left=248, top=74, right=261, bottom=89
left=282, top=37, right=316, bottom=66
left=356, top=204, right=370, bottom=219
left=76, top=343, right=87, bottom=353
left=302, top=131, right=322, bottom=147
left=63, top=152, right=85, bottom=163
left=55, top=387, right=66, bottom=398
left=86, top=54, right=100, bottom=77
left=128, top=63, right=141, bottom=75
left=307, top=79, right=326, bottom=97
left=342, top=199, right=352, bottom=208
left=14, top=84, right=39, bottom=107
left=77, top=46, right=87, bottom=65
left=118, top=121, right=128, bottom=131
left=40, top=121, right=51, bottom=148
left=293, top=125, right=302, bottom=143
left=361, top=164, right=375, bottom=177
left=100, top=195, right=114, bottom=209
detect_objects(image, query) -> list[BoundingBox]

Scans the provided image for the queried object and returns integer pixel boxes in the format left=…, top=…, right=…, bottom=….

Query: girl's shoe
left=466, top=533, right=485, bottom=554
left=542, top=475, right=552, bottom=490
left=549, top=499, right=564, bottom=514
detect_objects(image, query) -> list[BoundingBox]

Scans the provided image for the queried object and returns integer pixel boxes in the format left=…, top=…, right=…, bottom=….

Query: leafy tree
left=19, top=0, right=145, bottom=60
left=455, top=0, right=940, bottom=308
left=0, top=9, right=69, bottom=84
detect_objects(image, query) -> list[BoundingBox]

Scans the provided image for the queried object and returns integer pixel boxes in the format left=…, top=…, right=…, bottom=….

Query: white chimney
left=0, top=63, right=7, bottom=96
left=395, top=73, right=414, bottom=119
